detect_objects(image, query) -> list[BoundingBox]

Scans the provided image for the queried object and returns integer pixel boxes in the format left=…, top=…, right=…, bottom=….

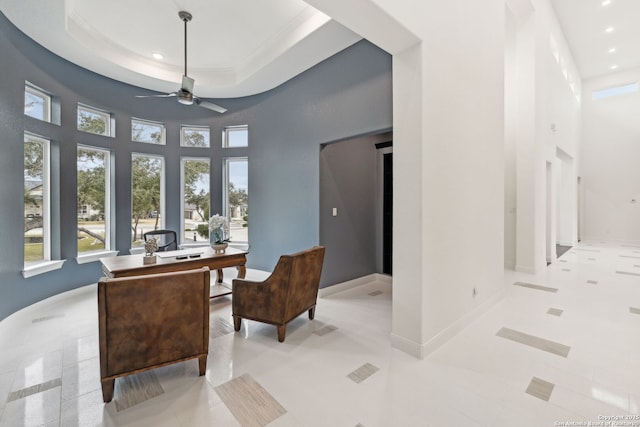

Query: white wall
left=581, top=68, right=640, bottom=243
left=308, top=0, right=505, bottom=358
left=509, top=0, right=581, bottom=273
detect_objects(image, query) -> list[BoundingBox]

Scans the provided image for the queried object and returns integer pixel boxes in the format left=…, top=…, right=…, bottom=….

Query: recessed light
left=610, top=64, right=619, bottom=70
left=152, top=52, right=164, bottom=60
left=608, top=47, right=617, bottom=53
left=602, top=0, right=611, bottom=6
left=605, top=26, right=615, bottom=33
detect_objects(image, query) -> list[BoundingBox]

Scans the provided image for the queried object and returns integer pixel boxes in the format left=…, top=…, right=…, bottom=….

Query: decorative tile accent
left=562, top=269, right=571, bottom=272
left=496, top=327, right=570, bottom=357
left=559, top=260, right=568, bottom=263
left=7, top=378, right=61, bottom=402
left=616, top=271, right=640, bottom=277
left=368, top=290, right=383, bottom=296
left=313, top=325, right=338, bottom=336
left=620, top=255, right=640, bottom=259
left=588, top=258, right=597, bottom=261
left=630, top=307, right=640, bottom=315
left=347, top=363, right=379, bottom=384
left=634, top=265, right=640, bottom=268
left=547, top=308, right=563, bottom=317
left=215, top=373, right=286, bottom=427
left=211, top=317, right=235, bottom=339
left=513, top=282, right=558, bottom=293
left=114, top=371, right=164, bottom=412
left=621, top=244, right=640, bottom=248
left=32, top=314, right=65, bottom=323
left=586, top=280, right=598, bottom=285
left=525, top=377, right=555, bottom=401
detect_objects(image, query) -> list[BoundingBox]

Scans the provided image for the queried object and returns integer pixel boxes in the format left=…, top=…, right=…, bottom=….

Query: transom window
left=78, top=104, right=113, bottom=137
left=24, top=83, right=51, bottom=122
left=223, top=125, right=248, bottom=148
left=181, top=125, right=210, bottom=147
left=132, top=118, right=165, bottom=145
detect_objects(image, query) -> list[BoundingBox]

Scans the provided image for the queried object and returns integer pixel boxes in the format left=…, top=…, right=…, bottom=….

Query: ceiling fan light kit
left=136, top=11, right=227, bottom=114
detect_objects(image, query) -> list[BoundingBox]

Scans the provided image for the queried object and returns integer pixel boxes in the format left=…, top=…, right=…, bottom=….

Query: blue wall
left=0, top=11, right=392, bottom=320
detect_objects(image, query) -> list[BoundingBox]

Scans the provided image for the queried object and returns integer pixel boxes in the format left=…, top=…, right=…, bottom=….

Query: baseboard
left=515, top=264, right=536, bottom=274
left=390, top=333, right=424, bottom=358
left=319, top=273, right=389, bottom=298
left=391, top=287, right=507, bottom=359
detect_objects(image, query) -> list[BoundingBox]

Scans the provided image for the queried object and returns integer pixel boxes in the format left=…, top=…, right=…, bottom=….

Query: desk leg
left=237, top=264, right=246, bottom=279
left=216, top=269, right=223, bottom=283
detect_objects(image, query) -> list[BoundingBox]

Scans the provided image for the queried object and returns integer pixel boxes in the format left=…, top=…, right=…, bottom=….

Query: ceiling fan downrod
left=178, top=11, right=192, bottom=78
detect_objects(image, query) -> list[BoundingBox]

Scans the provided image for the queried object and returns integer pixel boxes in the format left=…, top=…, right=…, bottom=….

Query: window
left=132, top=118, right=165, bottom=145
left=77, top=146, right=111, bottom=254
left=77, top=104, right=113, bottom=136
left=592, top=82, right=639, bottom=100
left=24, top=133, right=50, bottom=264
left=24, top=83, right=51, bottom=122
left=181, top=158, right=210, bottom=244
left=222, top=125, right=248, bottom=148
left=131, top=154, right=164, bottom=246
left=224, top=158, right=248, bottom=243
left=181, top=125, right=210, bottom=147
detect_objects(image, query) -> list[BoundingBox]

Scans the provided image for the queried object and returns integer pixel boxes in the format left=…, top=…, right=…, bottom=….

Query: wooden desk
left=100, top=247, right=247, bottom=298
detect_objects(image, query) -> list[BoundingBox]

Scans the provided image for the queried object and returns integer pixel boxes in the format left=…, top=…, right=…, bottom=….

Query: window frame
left=77, top=103, right=114, bottom=137
left=131, top=118, right=166, bottom=145
left=222, top=125, right=249, bottom=148
left=24, top=83, right=52, bottom=123
left=223, top=157, right=249, bottom=244
left=131, top=153, right=166, bottom=249
left=180, top=125, right=211, bottom=148
left=23, top=133, right=51, bottom=265
left=76, top=145, right=114, bottom=259
left=180, top=157, right=211, bottom=246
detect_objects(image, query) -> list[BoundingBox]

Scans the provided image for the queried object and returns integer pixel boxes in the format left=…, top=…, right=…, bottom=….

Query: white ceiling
left=3, top=0, right=638, bottom=97
left=0, top=0, right=362, bottom=98
left=550, top=0, right=640, bottom=80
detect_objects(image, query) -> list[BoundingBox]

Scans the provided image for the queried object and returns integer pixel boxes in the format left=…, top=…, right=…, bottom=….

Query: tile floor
left=1, top=242, right=640, bottom=426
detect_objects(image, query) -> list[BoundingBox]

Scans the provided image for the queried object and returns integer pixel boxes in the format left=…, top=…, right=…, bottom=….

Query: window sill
left=76, top=250, right=119, bottom=265
left=179, top=243, right=211, bottom=249
left=22, top=260, right=66, bottom=278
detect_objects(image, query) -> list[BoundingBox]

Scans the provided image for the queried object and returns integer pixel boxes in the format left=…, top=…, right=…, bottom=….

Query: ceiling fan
left=136, top=11, right=227, bottom=114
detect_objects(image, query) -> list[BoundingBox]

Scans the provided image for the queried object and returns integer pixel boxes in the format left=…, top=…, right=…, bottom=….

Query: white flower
left=208, top=214, right=229, bottom=243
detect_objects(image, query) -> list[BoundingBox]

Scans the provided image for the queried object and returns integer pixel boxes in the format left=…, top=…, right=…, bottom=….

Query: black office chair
left=143, top=229, right=178, bottom=252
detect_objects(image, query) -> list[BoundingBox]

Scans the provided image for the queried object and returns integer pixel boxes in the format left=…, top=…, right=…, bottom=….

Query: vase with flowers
left=209, top=214, right=229, bottom=253
left=143, top=237, right=158, bottom=264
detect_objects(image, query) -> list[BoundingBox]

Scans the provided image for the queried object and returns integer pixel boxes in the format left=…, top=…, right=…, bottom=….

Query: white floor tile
left=1, top=247, right=640, bottom=426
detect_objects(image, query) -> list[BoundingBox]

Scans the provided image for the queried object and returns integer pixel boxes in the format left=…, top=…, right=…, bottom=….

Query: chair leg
left=233, top=315, right=241, bottom=331
left=308, top=306, right=316, bottom=320
left=277, top=324, right=286, bottom=342
left=101, top=379, right=115, bottom=403
left=198, top=355, right=207, bottom=376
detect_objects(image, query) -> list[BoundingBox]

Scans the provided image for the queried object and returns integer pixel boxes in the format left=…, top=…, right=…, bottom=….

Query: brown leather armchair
left=232, top=246, right=325, bottom=342
left=98, top=267, right=210, bottom=402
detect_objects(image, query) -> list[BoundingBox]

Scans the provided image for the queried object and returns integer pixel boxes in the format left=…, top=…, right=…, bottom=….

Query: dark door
left=383, top=153, right=392, bottom=275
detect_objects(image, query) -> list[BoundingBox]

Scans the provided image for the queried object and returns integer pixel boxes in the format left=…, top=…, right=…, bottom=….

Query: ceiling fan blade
left=181, top=75, right=194, bottom=93
left=194, top=98, right=227, bottom=114
left=136, top=93, right=177, bottom=98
